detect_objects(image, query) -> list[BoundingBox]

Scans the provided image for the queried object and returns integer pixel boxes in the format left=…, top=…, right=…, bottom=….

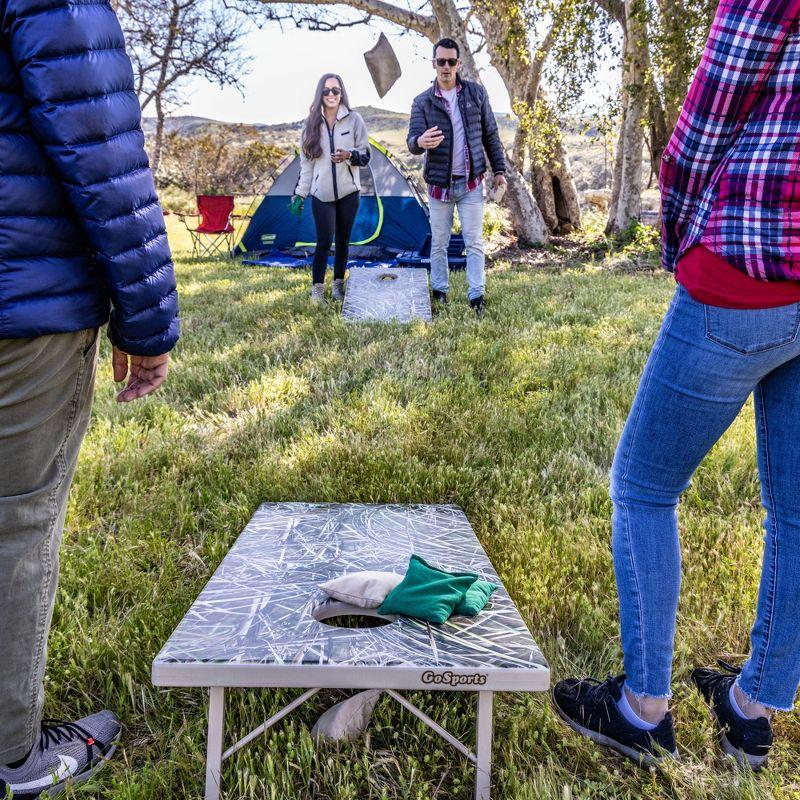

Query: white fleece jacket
left=296, top=106, right=371, bottom=203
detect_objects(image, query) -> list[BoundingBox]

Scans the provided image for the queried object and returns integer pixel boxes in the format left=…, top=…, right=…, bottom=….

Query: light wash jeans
left=429, top=178, right=485, bottom=301
left=611, top=284, right=800, bottom=710
left=0, top=329, right=98, bottom=762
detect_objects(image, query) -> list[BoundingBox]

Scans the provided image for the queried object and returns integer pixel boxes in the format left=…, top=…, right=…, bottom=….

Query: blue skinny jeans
left=611, top=284, right=800, bottom=710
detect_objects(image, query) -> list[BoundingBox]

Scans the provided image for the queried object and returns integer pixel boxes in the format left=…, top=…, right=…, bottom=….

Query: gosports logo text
left=421, top=670, right=488, bottom=687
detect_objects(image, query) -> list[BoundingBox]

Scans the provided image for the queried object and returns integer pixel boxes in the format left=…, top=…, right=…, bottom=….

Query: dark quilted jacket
left=0, top=0, right=178, bottom=355
left=407, top=78, right=506, bottom=188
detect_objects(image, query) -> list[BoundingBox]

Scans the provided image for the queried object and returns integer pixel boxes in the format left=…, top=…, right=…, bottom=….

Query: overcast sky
left=174, top=15, right=621, bottom=127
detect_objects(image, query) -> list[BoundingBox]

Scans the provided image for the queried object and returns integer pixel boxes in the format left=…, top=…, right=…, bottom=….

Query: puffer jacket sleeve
left=348, top=112, right=370, bottom=167
left=407, top=95, right=427, bottom=155
left=4, top=0, right=178, bottom=356
left=479, top=87, right=505, bottom=175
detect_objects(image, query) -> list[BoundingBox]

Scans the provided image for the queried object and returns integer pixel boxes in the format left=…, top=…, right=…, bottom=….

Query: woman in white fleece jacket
left=294, top=73, right=371, bottom=303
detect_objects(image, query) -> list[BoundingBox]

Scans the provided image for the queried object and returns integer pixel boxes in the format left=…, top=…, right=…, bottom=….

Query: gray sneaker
left=0, top=712, right=121, bottom=799
left=331, top=278, right=345, bottom=302
left=311, top=283, right=326, bottom=305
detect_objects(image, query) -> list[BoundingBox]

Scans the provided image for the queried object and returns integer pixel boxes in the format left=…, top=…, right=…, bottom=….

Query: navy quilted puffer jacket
left=0, top=0, right=178, bottom=355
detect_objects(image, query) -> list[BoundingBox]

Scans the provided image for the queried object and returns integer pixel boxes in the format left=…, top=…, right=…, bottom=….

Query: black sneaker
left=0, top=712, right=121, bottom=799
left=551, top=674, right=678, bottom=767
left=469, top=295, right=485, bottom=317
left=692, top=660, right=772, bottom=770
left=431, top=290, right=448, bottom=304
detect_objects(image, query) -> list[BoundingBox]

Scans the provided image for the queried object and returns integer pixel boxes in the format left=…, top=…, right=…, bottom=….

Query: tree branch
left=593, top=0, right=625, bottom=26
left=302, top=11, right=373, bottom=27
left=527, top=16, right=559, bottom=105
left=249, top=0, right=437, bottom=38
left=255, top=6, right=374, bottom=29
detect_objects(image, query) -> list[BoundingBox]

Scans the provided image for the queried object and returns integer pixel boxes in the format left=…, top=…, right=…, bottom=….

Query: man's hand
left=112, top=346, right=170, bottom=403
left=494, top=173, right=507, bottom=189
left=331, top=149, right=351, bottom=163
left=417, top=126, right=445, bottom=150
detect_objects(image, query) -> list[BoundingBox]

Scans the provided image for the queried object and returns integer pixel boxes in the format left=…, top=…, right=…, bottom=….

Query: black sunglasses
left=322, top=87, right=342, bottom=97
left=435, top=58, right=458, bottom=67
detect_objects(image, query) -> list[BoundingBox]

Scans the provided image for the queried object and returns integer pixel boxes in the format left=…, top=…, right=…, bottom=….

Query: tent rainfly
left=234, top=138, right=430, bottom=259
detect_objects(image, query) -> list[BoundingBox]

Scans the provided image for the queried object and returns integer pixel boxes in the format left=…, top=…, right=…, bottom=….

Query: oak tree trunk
left=504, top=165, right=549, bottom=245
left=152, top=94, right=166, bottom=179
left=530, top=127, right=581, bottom=234
left=606, top=0, right=647, bottom=234
left=430, top=0, right=479, bottom=81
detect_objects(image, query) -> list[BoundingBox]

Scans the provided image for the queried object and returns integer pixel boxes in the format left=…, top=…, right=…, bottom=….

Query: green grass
left=45, top=220, right=800, bottom=799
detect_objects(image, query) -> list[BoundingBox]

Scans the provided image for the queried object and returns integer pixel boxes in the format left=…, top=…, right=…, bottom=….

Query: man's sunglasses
left=322, top=87, right=342, bottom=97
left=435, top=58, right=458, bottom=67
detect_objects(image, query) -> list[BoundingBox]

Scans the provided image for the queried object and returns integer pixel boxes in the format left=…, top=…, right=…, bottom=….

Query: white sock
left=729, top=682, right=749, bottom=720
left=617, top=684, right=658, bottom=730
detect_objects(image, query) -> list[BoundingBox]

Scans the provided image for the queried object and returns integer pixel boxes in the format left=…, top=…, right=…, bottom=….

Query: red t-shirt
left=676, top=246, right=800, bottom=309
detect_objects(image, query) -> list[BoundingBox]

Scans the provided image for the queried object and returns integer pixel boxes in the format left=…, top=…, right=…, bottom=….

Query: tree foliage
left=115, top=0, right=250, bottom=113
left=158, top=128, right=286, bottom=195
left=114, top=0, right=252, bottom=172
left=238, top=0, right=718, bottom=235
left=646, top=0, right=715, bottom=128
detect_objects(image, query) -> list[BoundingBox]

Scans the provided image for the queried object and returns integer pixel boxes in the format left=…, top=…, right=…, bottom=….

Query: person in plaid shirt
left=552, top=0, right=800, bottom=769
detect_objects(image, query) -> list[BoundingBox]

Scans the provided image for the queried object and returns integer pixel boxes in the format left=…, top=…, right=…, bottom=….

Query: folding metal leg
left=386, top=688, right=494, bottom=799
left=475, top=691, right=493, bottom=800
left=193, top=231, right=234, bottom=259
left=200, top=685, right=494, bottom=799
left=205, top=687, right=225, bottom=800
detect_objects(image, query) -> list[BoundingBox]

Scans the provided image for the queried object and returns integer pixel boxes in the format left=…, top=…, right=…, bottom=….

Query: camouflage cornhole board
left=153, top=503, right=549, bottom=800
left=341, top=267, right=432, bottom=323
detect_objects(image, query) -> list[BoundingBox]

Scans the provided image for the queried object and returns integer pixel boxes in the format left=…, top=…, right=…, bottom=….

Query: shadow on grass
left=53, top=261, right=794, bottom=800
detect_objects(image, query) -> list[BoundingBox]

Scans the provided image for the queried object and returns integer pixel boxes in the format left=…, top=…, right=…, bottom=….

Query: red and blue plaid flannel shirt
left=429, top=82, right=484, bottom=202
left=660, top=0, right=800, bottom=281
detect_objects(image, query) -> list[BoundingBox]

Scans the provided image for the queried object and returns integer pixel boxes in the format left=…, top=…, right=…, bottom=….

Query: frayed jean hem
left=736, top=676, right=795, bottom=713
left=622, top=680, right=673, bottom=702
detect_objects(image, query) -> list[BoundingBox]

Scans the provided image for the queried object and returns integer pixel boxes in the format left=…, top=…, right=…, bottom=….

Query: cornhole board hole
left=152, top=503, right=549, bottom=800
left=342, top=266, right=432, bottom=323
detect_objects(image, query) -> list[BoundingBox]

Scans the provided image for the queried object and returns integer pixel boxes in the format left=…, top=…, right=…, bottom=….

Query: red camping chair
left=178, top=195, right=235, bottom=258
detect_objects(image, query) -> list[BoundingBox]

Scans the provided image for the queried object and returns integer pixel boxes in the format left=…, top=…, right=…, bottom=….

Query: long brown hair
left=301, top=73, right=351, bottom=160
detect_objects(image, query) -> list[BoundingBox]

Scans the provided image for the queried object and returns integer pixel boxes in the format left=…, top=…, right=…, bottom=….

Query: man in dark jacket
left=0, top=0, right=179, bottom=795
left=407, top=38, right=506, bottom=315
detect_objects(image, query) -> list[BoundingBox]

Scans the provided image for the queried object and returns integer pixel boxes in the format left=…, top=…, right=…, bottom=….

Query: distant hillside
left=141, top=105, right=516, bottom=139
left=351, top=105, right=410, bottom=130
left=141, top=108, right=617, bottom=193
left=140, top=116, right=282, bottom=138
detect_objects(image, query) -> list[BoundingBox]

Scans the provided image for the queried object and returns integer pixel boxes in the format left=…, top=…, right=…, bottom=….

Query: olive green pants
left=0, top=329, right=98, bottom=763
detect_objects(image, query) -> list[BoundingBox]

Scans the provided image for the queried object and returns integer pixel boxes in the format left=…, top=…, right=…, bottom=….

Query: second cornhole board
left=153, top=503, right=549, bottom=800
left=342, top=266, right=431, bottom=323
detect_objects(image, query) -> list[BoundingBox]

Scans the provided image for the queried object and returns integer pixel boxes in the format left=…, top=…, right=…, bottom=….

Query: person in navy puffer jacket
left=0, top=0, right=178, bottom=793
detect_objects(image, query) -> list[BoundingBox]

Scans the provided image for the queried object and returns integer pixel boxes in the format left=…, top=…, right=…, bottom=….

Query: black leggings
left=311, top=192, right=360, bottom=284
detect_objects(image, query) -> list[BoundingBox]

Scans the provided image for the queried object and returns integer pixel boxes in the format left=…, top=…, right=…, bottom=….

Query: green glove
left=289, top=195, right=304, bottom=217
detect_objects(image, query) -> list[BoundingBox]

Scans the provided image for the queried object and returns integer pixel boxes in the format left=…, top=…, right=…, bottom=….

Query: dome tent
left=234, top=139, right=430, bottom=259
